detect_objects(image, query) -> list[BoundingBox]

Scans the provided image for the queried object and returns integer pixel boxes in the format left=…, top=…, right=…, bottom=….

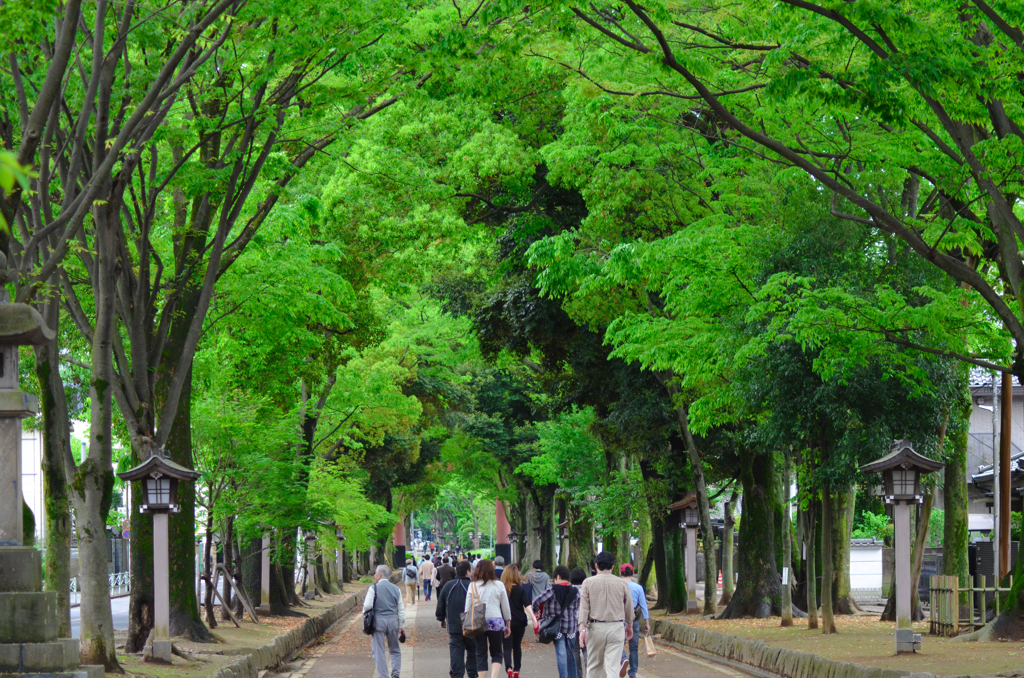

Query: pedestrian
left=523, top=560, right=551, bottom=603
left=493, top=556, right=505, bottom=579
left=578, top=551, right=633, bottom=678
left=569, top=568, right=587, bottom=678
left=420, top=555, right=436, bottom=602
left=532, top=566, right=579, bottom=678
left=363, top=565, right=406, bottom=678
left=437, top=560, right=478, bottom=678
left=437, top=557, right=457, bottom=588
left=500, top=564, right=536, bottom=678
left=403, top=558, right=420, bottom=606
left=618, top=564, right=650, bottom=678
left=465, top=559, right=511, bottom=678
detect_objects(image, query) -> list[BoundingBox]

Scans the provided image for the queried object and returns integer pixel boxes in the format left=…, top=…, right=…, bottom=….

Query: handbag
left=461, top=582, right=487, bottom=638
left=538, top=586, right=575, bottom=645
left=362, top=582, right=378, bottom=635
left=644, top=634, right=657, bottom=657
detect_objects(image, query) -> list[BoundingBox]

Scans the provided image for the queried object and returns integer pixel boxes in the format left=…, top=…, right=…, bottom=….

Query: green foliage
left=852, top=511, right=893, bottom=544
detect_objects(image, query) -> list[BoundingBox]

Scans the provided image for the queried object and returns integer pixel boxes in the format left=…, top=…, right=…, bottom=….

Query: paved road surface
left=71, top=596, right=130, bottom=639
left=293, top=589, right=755, bottom=678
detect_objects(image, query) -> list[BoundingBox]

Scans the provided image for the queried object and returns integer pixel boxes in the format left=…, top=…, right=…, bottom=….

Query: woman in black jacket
left=500, top=565, right=536, bottom=678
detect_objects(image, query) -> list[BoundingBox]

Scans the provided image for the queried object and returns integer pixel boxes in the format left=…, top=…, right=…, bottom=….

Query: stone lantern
left=0, top=301, right=102, bottom=678
left=118, top=441, right=200, bottom=662
left=507, top=528, right=521, bottom=565
left=668, top=493, right=700, bottom=613
left=860, top=440, right=943, bottom=654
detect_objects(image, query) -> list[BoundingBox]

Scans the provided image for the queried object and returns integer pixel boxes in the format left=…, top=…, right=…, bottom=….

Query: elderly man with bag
left=363, top=565, right=406, bottom=678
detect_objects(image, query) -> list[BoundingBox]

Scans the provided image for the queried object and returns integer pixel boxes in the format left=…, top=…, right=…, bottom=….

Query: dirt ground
left=113, top=584, right=366, bottom=678
left=653, top=609, right=1024, bottom=676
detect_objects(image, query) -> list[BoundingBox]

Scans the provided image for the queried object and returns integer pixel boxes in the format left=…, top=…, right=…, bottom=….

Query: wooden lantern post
left=118, top=442, right=201, bottom=662
left=861, top=440, right=942, bottom=654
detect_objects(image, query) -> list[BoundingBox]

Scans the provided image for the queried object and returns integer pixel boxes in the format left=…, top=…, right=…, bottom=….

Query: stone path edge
left=207, top=586, right=370, bottom=678
left=651, top=618, right=1024, bottom=678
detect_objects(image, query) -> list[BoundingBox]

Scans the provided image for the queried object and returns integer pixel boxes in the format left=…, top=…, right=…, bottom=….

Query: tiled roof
left=969, top=368, right=1020, bottom=388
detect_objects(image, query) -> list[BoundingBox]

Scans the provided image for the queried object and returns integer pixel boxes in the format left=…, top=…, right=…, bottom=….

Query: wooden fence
left=928, top=574, right=1015, bottom=636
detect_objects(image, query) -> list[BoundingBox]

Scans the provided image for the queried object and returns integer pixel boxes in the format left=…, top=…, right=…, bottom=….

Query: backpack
left=405, top=565, right=417, bottom=578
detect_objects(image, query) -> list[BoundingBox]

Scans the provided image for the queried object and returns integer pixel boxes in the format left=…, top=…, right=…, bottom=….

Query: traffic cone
left=717, top=570, right=722, bottom=588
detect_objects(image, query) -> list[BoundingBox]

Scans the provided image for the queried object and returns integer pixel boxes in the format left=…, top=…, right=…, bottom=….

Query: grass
left=653, top=609, right=1024, bottom=676
left=111, top=583, right=367, bottom=678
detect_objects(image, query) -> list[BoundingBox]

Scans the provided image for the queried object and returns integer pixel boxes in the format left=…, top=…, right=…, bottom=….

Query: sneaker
left=619, top=659, right=629, bottom=677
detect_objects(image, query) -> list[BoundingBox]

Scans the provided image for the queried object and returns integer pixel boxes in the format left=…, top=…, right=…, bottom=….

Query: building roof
left=969, top=368, right=1021, bottom=391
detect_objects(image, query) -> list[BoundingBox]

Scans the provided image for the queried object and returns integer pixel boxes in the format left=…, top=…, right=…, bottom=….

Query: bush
left=852, top=510, right=893, bottom=544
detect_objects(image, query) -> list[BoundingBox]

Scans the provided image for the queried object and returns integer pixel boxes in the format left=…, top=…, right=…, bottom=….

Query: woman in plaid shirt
left=532, top=566, right=580, bottom=678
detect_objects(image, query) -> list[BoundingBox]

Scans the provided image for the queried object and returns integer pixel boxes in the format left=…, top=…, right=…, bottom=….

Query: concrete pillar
left=153, top=512, right=171, bottom=662
left=893, top=502, right=918, bottom=653
left=260, top=534, right=271, bottom=611
left=685, top=526, right=698, bottom=613
left=495, top=500, right=511, bottom=564
left=393, top=515, right=406, bottom=567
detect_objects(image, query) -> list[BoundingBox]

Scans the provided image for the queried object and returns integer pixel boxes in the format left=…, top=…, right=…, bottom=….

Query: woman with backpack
left=532, top=566, right=580, bottom=678
left=499, top=564, right=536, bottom=678
left=464, top=559, right=512, bottom=678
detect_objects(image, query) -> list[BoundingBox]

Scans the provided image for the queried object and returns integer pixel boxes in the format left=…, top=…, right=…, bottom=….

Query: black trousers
left=502, top=620, right=527, bottom=671
left=448, top=632, right=478, bottom=678
left=475, top=629, right=504, bottom=671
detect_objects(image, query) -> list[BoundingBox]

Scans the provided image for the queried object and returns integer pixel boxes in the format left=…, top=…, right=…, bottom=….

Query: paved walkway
left=287, top=590, right=755, bottom=678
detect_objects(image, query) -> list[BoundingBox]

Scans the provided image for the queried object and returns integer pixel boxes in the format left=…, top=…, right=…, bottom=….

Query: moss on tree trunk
left=567, top=502, right=594, bottom=572
left=661, top=517, right=687, bottom=614
left=944, top=397, right=971, bottom=619
left=820, top=487, right=837, bottom=633
left=832, top=485, right=862, bottom=614
left=720, top=452, right=780, bottom=619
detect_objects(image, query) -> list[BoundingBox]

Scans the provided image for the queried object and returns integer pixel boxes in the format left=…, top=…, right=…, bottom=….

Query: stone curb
left=207, top=586, right=369, bottom=678
left=651, top=619, right=1024, bottom=678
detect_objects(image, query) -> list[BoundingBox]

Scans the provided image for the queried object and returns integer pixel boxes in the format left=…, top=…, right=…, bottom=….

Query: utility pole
left=992, top=371, right=1000, bottom=577
left=999, top=371, right=1012, bottom=579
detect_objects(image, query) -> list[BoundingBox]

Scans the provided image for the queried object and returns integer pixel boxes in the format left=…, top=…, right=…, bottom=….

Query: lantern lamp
left=860, top=440, right=943, bottom=654
left=557, top=520, right=568, bottom=540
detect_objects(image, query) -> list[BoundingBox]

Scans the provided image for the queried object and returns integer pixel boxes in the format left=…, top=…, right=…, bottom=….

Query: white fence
left=69, top=572, right=131, bottom=607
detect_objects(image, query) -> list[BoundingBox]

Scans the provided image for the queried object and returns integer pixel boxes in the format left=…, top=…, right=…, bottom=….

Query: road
left=286, top=590, right=756, bottom=678
left=71, top=596, right=130, bottom=639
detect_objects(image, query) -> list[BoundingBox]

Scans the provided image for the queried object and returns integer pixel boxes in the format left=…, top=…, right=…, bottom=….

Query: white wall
left=22, top=428, right=45, bottom=544
left=850, top=545, right=883, bottom=591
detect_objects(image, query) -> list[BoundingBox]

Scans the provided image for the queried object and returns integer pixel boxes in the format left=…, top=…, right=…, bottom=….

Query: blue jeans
left=620, top=620, right=640, bottom=678
left=424, top=581, right=432, bottom=600
left=554, top=634, right=577, bottom=678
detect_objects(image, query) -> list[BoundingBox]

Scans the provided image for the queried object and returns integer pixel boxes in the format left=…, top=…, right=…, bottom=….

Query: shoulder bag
left=362, top=582, right=378, bottom=635
left=538, top=586, right=575, bottom=644
left=461, top=582, right=487, bottom=638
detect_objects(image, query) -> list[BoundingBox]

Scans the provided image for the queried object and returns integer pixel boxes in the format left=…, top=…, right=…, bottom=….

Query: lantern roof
left=860, top=439, right=944, bottom=475
left=0, top=303, right=55, bottom=346
left=666, top=492, right=698, bottom=511
left=556, top=520, right=568, bottom=529
left=117, top=442, right=201, bottom=482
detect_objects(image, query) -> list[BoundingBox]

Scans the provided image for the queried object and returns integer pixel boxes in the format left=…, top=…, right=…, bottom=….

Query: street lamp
left=118, top=440, right=200, bottom=662
left=861, top=440, right=943, bottom=654
left=668, top=493, right=700, bottom=613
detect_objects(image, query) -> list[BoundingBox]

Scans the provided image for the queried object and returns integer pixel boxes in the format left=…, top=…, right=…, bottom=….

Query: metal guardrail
left=70, top=573, right=131, bottom=607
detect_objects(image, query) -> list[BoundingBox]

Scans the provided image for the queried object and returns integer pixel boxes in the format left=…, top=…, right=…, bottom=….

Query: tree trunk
left=781, top=449, right=793, bottom=626
left=806, top=496, right=818, bottom=630
left=831, top=485, right=861, bottom=614
left=638, top=543, right=655, bottom=592
left=74, top=209, right=121, bottom=670
left=820, top=486, right=837, bottom=633
left=944, top=396, right=971, bottom=621
left=281, top=529, right=300, bottom=606
left=720, top=452, right=780, bottom=619
left=241, top=538, right=262, bottom=606
left=720, top=491, right=737, bottom=606
left=35, top=324, right=72, bottom=638
left=203, top=514, right=217, bottom=628
left=221, top=517, right=234, bottom=621
left=661, top=517, right=687, bottom=614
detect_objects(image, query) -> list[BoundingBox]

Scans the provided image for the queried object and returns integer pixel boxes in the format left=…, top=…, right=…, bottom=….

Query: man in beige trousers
left=578, top=551, right=634, bottom=678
